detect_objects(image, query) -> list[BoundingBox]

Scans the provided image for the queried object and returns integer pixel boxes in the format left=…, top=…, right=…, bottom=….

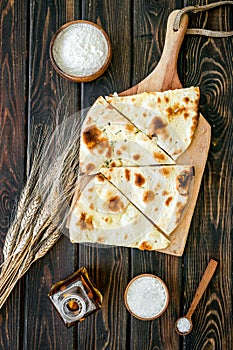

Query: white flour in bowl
left=52, top=23, right=109, bottom=77
left=176, top=317, right=192, bottom=333
left=126, top=276, right=168, bottom=319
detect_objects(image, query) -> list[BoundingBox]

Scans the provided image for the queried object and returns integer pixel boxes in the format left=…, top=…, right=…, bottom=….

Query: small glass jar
left=48, top=267, right=102, bottom=327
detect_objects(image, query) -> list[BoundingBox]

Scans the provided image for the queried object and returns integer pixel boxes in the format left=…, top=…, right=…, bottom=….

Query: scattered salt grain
left=176, top=317, right=191, bottom=333
left=52, top=23, right=109, bottom=77
left=126, top=276, right=168, bottom=319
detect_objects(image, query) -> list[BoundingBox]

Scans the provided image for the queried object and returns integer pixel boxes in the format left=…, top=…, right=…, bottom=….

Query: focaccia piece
left=106, top=87, right=200, bottom=159
left=79, top=96, right=174, bottom=175
left=101, top=165, right=194, bottom=235
left=69, top=174, right=170, bottom=250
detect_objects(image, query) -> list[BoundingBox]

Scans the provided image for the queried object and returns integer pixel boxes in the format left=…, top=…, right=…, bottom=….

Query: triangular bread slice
left=79, top=96, right=174, bottom=175
left=69, top=174, right=170, bottom=250
left=106, top=87, right=200, bottom=160
left=100, top=165, right=194, bottom=235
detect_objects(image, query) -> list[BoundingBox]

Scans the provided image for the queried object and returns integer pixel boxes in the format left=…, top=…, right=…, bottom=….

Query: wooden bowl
left=50, top=20, right=112, bottom=82
left=124, top=274, right=169, bottom=321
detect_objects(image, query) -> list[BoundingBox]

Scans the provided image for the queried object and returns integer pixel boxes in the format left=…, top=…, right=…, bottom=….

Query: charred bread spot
left=159, top=167, right=171, bottom=176
left=139, top=241, right=154, bottom=250
left=176, top=168, right=193, bottom=195
left=154, top=182, right=161, bottom=191
left=108, top=196, right=124, bottom=212
left=166, top=104, right=188, bottom=120
left=126, top=123, right=134, bottom=132
left=97, top=174, right=105, bottom=182
left=149, top=116, right=167, bottom=132
left=183, top=96, right=190, bottom=104
left=191, top=115, right=199, bottom=134
left=149, top=116, right=169, bottom=139
left=153, top=152, right=166, bottom=162
left=124, top=168, right=131, bottom=181
left=165, top=196, right=173, bottom=206
left=77, top=212, right=94, bottom=230
left=133, top=154, right=140, bottom=161
left=116, top=149, right=122, bottom=156
left=83, top=125, right=108, bottom=150
left=105, top=147, right=112, bottom=158
left=134, top=173, right=146, bottom=187
left=143, top=190, right=155, bottom=203
left=162, top=190, right=169, bottom=196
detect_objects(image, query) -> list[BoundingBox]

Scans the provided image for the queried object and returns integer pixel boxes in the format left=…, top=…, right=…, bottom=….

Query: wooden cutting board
left=120, top=10, right=211, bottom=256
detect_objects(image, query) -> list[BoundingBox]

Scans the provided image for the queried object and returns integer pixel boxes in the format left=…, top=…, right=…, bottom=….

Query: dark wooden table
left=0, top=1, right=232, bottom=349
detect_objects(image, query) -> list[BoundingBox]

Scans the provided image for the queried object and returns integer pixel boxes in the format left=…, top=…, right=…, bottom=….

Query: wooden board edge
left=157, top=114, right=211, bottom=256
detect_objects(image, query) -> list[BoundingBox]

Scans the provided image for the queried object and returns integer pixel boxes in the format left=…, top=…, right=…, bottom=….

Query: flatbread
left=79, top=96, right=174, bottom=174
left=69, top=88, right=199, bottom=251
left=106, top=87, right=200, bottom=159
left=100, top=165, right=194, bottom=235
left=69, top=173, right=170, bottom=250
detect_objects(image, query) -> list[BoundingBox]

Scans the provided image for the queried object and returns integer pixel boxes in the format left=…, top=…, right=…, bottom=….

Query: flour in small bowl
left=126, top=276, right=168, bottom=319
left=176, top=317, right=192, bottom=333
left=52, top=23, right=109, bottom=77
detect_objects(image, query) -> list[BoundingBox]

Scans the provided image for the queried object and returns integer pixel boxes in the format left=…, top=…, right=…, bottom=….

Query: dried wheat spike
left=34, top=230, right=62, bottom=262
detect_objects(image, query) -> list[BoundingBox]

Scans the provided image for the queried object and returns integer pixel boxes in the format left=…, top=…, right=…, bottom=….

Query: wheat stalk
left=0, top=107, right=84, bottom=309
left=2, top=142, right=43, bottom=261
left=34, top=229, right=62, bottom=262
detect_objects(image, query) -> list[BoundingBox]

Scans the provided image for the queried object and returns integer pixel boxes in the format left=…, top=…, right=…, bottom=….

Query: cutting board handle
left=154, top=10, right=189, bottom=90
left=121, top=10, right=189, bottom=95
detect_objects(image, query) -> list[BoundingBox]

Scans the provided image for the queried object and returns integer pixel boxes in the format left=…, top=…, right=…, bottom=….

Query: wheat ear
left=2, top=145, right=42, bottom=261
left=0, top=107, right=83, bottom=309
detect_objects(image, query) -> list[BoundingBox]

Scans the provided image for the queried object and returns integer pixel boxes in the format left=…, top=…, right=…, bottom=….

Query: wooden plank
left=0, top=1, right=28, bottom=349
left=23, top=1, right=81, bottom=349
left=182, top=1, right=233, bottom=349
left=130, top=2, right=183, bottom=349
left=77, top=1, right=132, bottom=349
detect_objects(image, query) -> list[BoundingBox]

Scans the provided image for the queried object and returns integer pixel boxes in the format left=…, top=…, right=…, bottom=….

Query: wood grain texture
left=182, top=1, right=233, bottom=349
left=0, top=1, right=28, bottom=349
left=77, top=1, right=132, bottom=349
left=130, top=2, right=183, bottom=349
left=81, top=0, right=133, bottom=107
left=23, top=1, right=80, bottom=349
left=0, top=1, right=232, bottom=349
